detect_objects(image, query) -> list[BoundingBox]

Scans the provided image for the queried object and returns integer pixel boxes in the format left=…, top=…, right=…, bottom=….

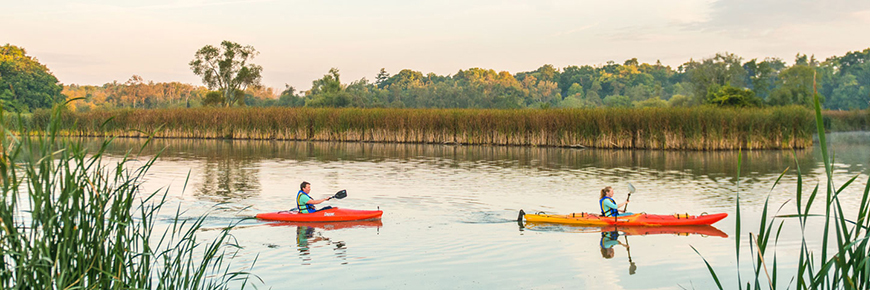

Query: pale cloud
left=550, top=23, right=599, bottom=38
left=689, top=0, right=870, bottom=35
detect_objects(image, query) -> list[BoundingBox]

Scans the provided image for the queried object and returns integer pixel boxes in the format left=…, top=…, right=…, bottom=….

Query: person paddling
left=297, top=181, right=333, bottom=213
left=599, top=186, right=632, bottom=217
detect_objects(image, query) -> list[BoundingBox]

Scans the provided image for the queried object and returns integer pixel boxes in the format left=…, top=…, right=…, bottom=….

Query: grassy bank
left=19, top=106, right=818, bottom=150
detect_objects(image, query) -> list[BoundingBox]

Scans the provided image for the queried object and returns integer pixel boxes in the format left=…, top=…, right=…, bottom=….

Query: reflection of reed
left=95, top=137, right=819, bottom=177
left=37, top=107, right=815, bottom=150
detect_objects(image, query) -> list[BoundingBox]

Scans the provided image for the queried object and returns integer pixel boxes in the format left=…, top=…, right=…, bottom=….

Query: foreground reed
left=693, top=95, right=869, bottom=289
left=0, top=106, right=255, bottom=289
left=20, top=106, right=816, bottom=150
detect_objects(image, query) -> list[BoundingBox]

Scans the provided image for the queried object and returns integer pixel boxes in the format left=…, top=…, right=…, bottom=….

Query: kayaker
left=297, top=181, right=333, bottom=213
left=599, top=186, right=632, bottom=217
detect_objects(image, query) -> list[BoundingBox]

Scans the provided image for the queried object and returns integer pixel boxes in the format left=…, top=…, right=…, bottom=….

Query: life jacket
left=600, top=196, right=618, bottom=217
left=297, top=190, right=316, bottom=213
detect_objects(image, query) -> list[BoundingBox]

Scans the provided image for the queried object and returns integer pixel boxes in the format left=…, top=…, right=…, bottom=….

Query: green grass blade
left=691, top=245, right=724, bottom=290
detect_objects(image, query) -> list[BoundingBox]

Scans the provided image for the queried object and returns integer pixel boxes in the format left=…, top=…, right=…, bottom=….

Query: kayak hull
left=523, top=222, right=728, bottom=238
left=523, top=212, right=727, bottom=226
left=266, top=219, right=383, bottom=230
left=256, top=207, right=383, bottom=222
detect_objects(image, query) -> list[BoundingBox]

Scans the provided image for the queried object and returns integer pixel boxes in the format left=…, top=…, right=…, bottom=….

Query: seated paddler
left=296, top=181, right=333, bottom=213
left=599, top=186, right=632, bottom=217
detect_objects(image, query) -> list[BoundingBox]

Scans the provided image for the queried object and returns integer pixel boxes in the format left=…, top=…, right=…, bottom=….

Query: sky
left=3, top=0, right=870, bottom=92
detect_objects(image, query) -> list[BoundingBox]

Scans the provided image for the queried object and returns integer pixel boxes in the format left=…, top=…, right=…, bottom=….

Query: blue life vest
left=600, top=196, right=618, bottom=217
left=297, top=190, right=316, bottom=213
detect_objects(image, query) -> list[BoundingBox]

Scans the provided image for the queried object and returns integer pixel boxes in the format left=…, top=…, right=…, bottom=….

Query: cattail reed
left=18, top=106, right=818, bottom=150
left=0, top=108, right=255, bottom=288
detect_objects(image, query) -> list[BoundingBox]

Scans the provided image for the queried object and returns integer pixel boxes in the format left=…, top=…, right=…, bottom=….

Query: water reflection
left=196, top=156, right=260, bottom=202
left=97, top=138, right=819, bottom=175
left=296, top=226, right=345, bottom=265
left=521, top=222, right=727, bottom=276
left=264, top=220, right=382, bottom=265
left=68, top=133, right=868, bottom=288
left=89, top=138, right=826, bottom=200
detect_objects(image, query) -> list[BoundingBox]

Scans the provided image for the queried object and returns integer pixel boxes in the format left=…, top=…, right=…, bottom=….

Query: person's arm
left=307, top=197, right=331, bottom=205
left=618, top=200, right=630, bottom=211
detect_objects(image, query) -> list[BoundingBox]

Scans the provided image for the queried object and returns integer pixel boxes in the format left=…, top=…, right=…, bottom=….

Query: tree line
left=2, top=42, right=869, bottom=112
left=296, top=50, right=869, bottom=110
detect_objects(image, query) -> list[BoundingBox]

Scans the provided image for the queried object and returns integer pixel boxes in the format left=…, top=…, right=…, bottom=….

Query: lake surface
left=94, top=132, right=870, bottom=289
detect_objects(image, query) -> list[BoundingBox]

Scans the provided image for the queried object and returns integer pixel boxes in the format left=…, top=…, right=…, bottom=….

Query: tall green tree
left=189, top=41, right=262, bottom=107
left=0, top=44, right=65, bottom=112
left=743, top=57, right=785, bottom=101
left=768, top=65, right=818, bottom=107
left=682, top=53, right=746, bottom=104
left=706, top=84, right=762, bottom=107
left=306, top=68, right=352, bottom=107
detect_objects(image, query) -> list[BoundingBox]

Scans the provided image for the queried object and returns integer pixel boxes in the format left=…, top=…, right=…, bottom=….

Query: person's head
left=600, top=186, right=613, bottom=199
left=300, top=181, right=311, bottom=193
left=600, top=247, right=615, bottom=259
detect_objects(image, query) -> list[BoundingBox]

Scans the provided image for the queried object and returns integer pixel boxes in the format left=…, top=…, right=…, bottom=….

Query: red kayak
left=256, top=207, right=383, bottom=222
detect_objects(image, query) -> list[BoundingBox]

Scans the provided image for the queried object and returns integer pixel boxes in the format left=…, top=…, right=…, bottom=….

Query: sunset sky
left=3, top=0, right=869, bottom=91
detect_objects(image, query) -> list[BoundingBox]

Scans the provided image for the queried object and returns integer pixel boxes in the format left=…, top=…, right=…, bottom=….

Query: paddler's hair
left=300, top=181, right=310, bottom=190
left=600, top=247, right=614, bottom=259
left=600, top=186, right=612, bottom=199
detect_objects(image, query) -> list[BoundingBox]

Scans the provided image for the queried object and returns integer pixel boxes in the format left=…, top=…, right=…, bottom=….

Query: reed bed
left=19, top=106, right=815, bottom=150
left=693, top=95, right=870, bottom=289
left=823, top=109, right=870, bottom=132
left=0, top=107, right=255, bottom=289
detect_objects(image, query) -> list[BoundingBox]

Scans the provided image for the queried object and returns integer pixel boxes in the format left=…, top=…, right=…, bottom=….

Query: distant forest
left=61, top=48, right=870, bottom=112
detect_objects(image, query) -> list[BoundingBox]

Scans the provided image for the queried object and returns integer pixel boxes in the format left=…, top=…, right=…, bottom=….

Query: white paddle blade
left=628, top=182, right=636, bottom=194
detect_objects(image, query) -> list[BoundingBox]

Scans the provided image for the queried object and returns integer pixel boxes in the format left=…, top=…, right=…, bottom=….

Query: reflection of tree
left=194, top=141, right=260, bottom=202
left=97, top=137, right=821, bottom=178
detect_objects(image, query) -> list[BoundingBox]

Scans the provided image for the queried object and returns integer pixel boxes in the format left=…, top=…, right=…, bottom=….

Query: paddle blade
left=628, top=183, right=636, bottom=194
left=333, top=190, right=347, bottom=199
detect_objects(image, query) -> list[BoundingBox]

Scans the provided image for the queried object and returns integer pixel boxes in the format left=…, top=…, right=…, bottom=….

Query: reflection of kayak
left=521, top=210, right=727, bottom=226
left=267, top=219, right=383, bottom=230
left=604, top=225, right=727, bottom=237
left=524, top=222, right=728, bottom=238
left=257, top=207, right=383, bottom=222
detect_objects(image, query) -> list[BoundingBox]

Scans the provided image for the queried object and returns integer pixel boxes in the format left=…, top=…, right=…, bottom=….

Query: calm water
left=94, top=132, right=870, bottom=289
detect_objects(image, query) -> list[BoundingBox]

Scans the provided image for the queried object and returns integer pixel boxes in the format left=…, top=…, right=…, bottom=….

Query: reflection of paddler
left=599, top=230, right=628, bottom=259
left=296, top=226, right=325, bottom=252
left=599, top=229, right=638, bottom=275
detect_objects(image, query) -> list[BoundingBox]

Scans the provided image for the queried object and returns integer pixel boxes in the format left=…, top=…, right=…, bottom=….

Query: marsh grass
left=0, top=105, right=256, bottom=289
left=692, top=94, right=870, bottom=289
left=21, top=106, right=816, bottom=150
left=823, top=109, right=870, bottom=132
